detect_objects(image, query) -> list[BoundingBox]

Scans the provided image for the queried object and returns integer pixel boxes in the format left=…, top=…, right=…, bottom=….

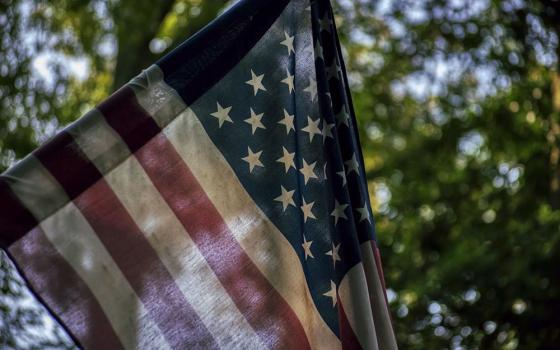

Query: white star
left=345, top=153, right=360, bottom=175
left=210, top=102, right=233, bottom=127
left=314, top=39, right=324, bottom=61
left=323, top=280, right=337, bottom=307
left=321, top=122, right=335, bottom=143
left=327, top=61, right=341, bottom=80
left=274, top=185, right=295, bottom=211
left=278, top=109, right=295, bottom=134
left=280, top=31, right=295, bottom=55
left=299, top=159, right=318, bottom=184
left=242, top=147, right=264, bottom=173
left=303, top=77, right=318, bottom=101
left=356, top=203, right=371, bottom=223
left=330, top=199, right=348, bottom=225
left=337, top=170, right=347, bottom=186
left=276, top=147, right=296, bottom=173
left=281, top=68, right=295, bottom=93
left=302, top=235, right=314, bottom=260
left=326, top=243, right=341, bottom=268
left=245, top=69, right=267, bottom=96
left=302, top=116, right=322, bottom=142
left=319, top=14, right=332, bottom=33
left=244, top=108, right=265, bottom=134
left=300, top=197, right=316, bottom=222
left=336, top=106, right=350, bottom=127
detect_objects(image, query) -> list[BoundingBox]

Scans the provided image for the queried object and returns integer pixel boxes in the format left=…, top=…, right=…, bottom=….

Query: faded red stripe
left=0, top=179, right=37, bottom=247
left=73, top=179, right=218, bottom=349
left=371, top=240, right=395, bottom=329
left=33, top=131, right=102, bottom=200
left=337, top=296, right=363, bottom=350
left=371, top=242, right=390, bottom=309
left=9, top=227, right=124, bottom=350
left=97, top=87, right=161, bottom=153
left=135, top=132, right=311, bottom=350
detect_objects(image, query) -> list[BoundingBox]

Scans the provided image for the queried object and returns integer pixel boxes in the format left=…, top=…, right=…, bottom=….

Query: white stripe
left=360, top=242, right=398, bottom=350
left=164, top=107, right=341, bottom=350
left=101, top=155, right=267, bottom=350
left=129, top=67, right=186, bottom=129
left=40, top=200, right=171, bottom=350
left=339, top=262, right=380, bottom=350
left=66, top=109, right=131, bottom=175
left=4, top=155, right=69, bottom=221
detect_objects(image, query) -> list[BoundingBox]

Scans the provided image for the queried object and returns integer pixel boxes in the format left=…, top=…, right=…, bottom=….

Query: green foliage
left=1, top=0, right=560, bottom=349
left=334, top=0, right=560, bottom=348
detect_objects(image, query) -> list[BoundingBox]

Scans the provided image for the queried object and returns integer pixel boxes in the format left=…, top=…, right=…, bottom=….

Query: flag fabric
left=0, top=0, right=397, bottom=348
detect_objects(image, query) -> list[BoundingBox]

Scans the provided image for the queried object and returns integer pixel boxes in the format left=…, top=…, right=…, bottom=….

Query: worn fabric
left=0, top=0, right=397, bottom=348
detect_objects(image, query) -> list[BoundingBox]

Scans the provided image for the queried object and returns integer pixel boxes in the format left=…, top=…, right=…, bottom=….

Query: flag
left=0, top=0, right=397, bottom=348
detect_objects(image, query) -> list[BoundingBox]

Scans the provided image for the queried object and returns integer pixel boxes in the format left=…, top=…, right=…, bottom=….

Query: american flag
left=0, top=0, right=397, bottom=348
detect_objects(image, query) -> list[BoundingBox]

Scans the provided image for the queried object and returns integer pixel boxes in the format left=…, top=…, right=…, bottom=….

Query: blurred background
left=1, top=0, right=559, bottom=349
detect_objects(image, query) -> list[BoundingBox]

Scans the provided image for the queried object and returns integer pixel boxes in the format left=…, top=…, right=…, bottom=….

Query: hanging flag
left=0, top=0, right=397, bottom=348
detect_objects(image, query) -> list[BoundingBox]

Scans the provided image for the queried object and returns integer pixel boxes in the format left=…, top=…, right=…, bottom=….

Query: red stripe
left=73, top=179, right=218, bottom=349
left=97, top=87, right=161, bottom=153
left=0, top=179, right=37, bottom=247
left=371, top=240, right=395, bottom=327
left=371, top=242, right=390, bottom=307
left=9, top=227, right=124, bottom=350
left=337, top=296, right=363, bottom=350
left=135, top=132, right=311, bottom=350
left=33, top=131, right=102, bottom=200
